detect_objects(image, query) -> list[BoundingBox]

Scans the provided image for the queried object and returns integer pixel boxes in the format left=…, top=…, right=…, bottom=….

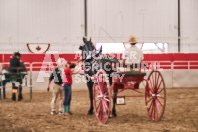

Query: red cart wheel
left=93, top=69, right=111, bottom=124
left=145, top=70, right=166, bottom=122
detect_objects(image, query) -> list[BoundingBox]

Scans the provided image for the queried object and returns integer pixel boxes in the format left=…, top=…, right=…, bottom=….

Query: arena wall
left=0, top=0, right=197, bottom=53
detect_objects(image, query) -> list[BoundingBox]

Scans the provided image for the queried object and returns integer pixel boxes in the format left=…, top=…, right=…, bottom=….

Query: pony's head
left=79, top=37, right=102, bottom=62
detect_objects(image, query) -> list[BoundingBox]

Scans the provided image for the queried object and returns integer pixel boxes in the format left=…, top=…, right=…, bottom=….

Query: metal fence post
left=30, top=64, right=33, bottom=102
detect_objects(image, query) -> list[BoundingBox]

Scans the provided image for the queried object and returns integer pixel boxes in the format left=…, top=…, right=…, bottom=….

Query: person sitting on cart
left=9, top=52, right=23, bottom=101
left=120, top=35, right=144, bottom=72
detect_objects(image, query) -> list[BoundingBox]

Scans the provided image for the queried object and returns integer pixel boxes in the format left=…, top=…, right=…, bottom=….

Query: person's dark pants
left=2, top=81, right=6, bottom=99
left=12, top=83, right=17, bottom=101
left=0, top=86, right=1, bottom=99
left=12, top=82, right=23, bottom=101
left=62, top=84, right=72, bottom=106
left=0, top=81, right=6, bottom=99
left=18, top=84, right=23, bottom=101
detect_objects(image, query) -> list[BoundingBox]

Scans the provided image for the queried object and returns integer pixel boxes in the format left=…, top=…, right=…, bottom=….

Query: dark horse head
left=79, top=37, right=118, bottom=76
left=79, top=37, right=102, bottom=63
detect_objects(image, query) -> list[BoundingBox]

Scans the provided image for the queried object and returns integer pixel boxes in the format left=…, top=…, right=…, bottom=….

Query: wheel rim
left=145, top=70, right=166, bottom=122
left=93, top=70, right=110, bottom=124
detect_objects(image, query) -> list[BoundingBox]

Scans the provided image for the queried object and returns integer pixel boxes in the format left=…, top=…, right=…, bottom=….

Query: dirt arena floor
left=0, top=88, right=197, bottom=132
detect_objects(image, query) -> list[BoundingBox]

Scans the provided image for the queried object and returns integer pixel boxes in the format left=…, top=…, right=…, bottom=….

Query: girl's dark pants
left=62, top=84, right=71, bottom=106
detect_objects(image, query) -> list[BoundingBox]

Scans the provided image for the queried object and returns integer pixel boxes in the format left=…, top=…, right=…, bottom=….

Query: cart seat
left=1, top=72, right=27, bottom=83
left=114, top=71, right=146, bottom=76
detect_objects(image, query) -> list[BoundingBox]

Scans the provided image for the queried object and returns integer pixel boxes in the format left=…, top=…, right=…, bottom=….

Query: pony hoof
left=110, top=114, right=117, bottom=117
left=87, top=110, right=94, bottom=115
left=110, top=112, right=117, bottom=117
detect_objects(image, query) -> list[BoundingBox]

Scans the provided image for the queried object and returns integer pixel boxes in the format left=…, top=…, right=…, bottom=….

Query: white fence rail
left=1, top=61, right=198, bottom=89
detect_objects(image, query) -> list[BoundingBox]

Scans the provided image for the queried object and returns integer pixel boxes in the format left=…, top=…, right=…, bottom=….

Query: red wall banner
left=0, top=53, right=198, bottom=71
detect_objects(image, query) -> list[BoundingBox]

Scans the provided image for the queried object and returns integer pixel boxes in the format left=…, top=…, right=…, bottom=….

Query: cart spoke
left=102, top=100, right=108, bottom=122
left=148, top=87, right=154, bottom=94
left=148, top=99, right=154, bottom=111
left=149, top=74, right=152, bottom=86
left=103, top=101, right=108, bottom=117
left=96, top=101, right=101, bottom=111
left=153, top=100, right=156, bottom=120
left=147, top=85, right=153, bottom=96
left=157, top=87, right=165, bottom=94
left=148, top=80, right=154, bottom=93
left=104, top=97, right=110, bottom=102
left=99, top=107, right=102, bottom=120
left=101, top=101, right=105, bottom=116
left=95, top=98, right=100, bottom=102
left=155, top=100, right=159, bottom=119
left=156, top=99, right=162, bottom=116
left=156, top=72, right=160, bottom=88
left=158, top=96, right=165, bottom=99
left=151, top=74, right=155, bottom=91
left=153, top=73, right=156, bottom=90
left=150, top=101, right=154, bottom=118
left=103, top=99, right=110, bottom=111
left=146, top=97, right=153, bottom=104
left=96, top=84, right=101, bottom=94
left=157, top=80, right=163, bottom=91
left=103, top=91, right=108, bottom=96
left=95, top=92, right=101, bottom=98
left=155, top=72, right=157, bottom=88
left=156, top=98, right=164, bottom=108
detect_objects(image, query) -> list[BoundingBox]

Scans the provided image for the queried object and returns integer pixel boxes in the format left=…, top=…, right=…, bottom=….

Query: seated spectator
left=120, top=36, right=144, bottom=72
left=9, top=52, right=23, bottom=101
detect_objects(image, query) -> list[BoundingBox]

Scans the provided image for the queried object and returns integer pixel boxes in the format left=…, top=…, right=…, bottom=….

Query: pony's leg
left=87, top=80, right=94, bottom=115
left=112, top=89, right=118, bottom=117
left=108, top=74, right=117, bottom=117
left=108, top=75, right=112, bottom=114
left=0, top=86, right=1, bottom=99
left=3, top=81, right=6, bottom=99
left=12, top=83, right=16, bottom=101
left=18, top=82, right=23, bottom=101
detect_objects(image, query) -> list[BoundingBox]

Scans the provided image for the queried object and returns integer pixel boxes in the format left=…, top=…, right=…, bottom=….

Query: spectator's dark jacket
left=9, top=57, right=20, bottom=73
left=20, top=62, right=27, bottom=79
left=19, top=62, right=27, bottom=72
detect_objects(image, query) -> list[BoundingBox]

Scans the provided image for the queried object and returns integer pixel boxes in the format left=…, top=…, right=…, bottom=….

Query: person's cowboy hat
left=128, top=36, right=139, bottom=44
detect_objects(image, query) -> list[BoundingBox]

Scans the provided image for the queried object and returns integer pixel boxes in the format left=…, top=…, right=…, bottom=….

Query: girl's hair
left=65, top=63, right=69, bottom=68
left=57, top=58, right=67, bottom=67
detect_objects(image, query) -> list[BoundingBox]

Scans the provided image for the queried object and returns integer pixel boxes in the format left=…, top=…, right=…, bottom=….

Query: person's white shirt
left=0, top=69, right=8, bottom=81
left=122, top=45, right=144, bottom=64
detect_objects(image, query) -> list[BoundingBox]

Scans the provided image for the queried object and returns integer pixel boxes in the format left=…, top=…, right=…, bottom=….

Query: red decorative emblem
left=27, top=43, right=50, bottom=54
left=36, top=46, right=41, bottom=51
